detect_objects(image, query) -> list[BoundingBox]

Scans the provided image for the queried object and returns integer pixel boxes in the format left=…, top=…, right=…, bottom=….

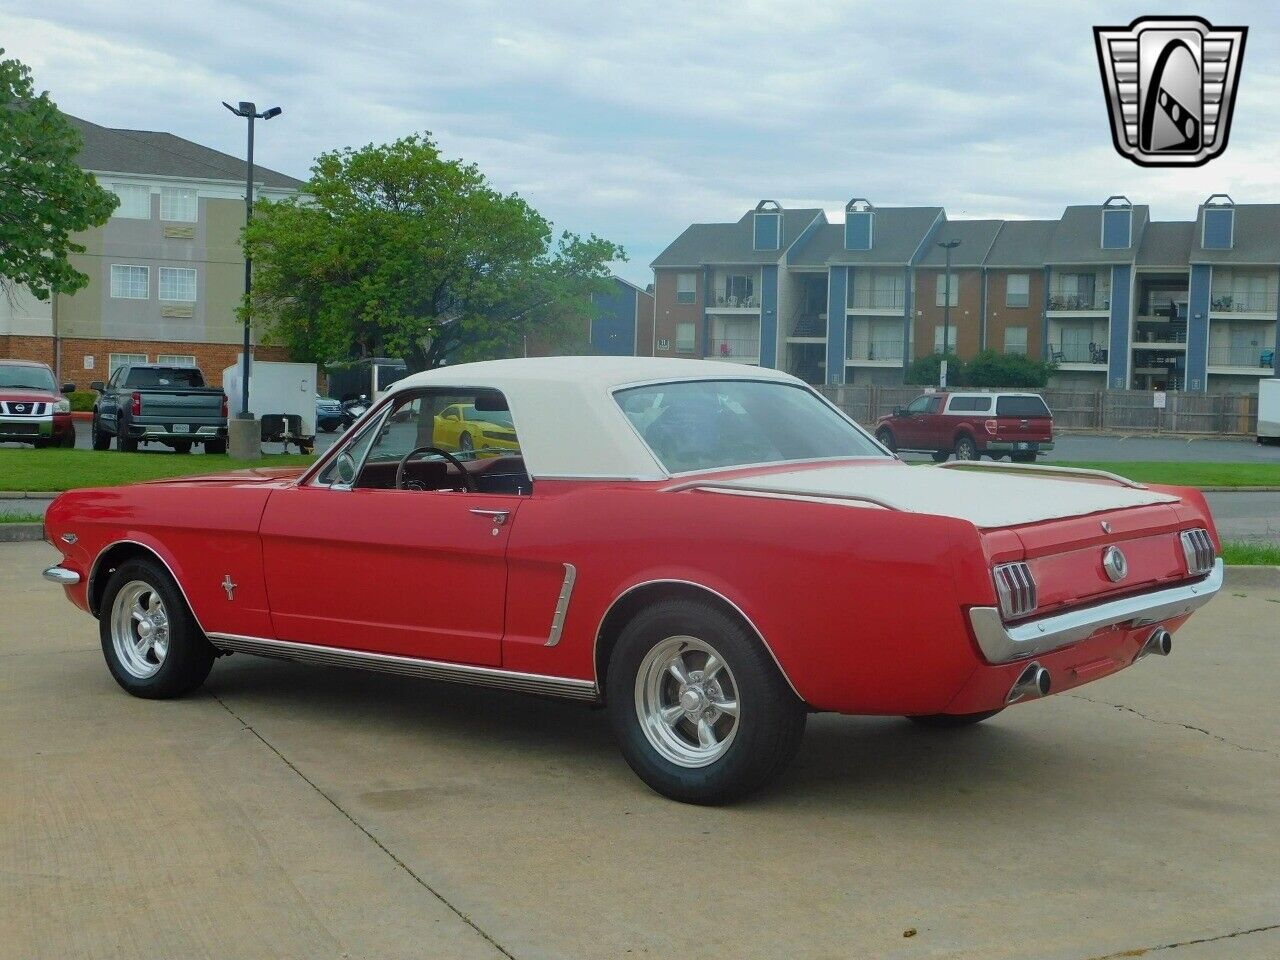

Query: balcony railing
left=847, top=338, right=904, bottom=362
left=1049, top=343, right=1108, bottom=364
left=1134, top=322, right=1187, bottom=344
left=790, top=313, right=826, bottom=337
left=1208, top=345, right=1276, bottom=367
left=708, top=338, right=760, bottom=358
left=1210, top=291, right=1278, bottom=314
left=1047, top=293, right=1110, bottom=311
left=848, top=289, right=905, bottom=311
left=707, top=294, right=760, bottom=309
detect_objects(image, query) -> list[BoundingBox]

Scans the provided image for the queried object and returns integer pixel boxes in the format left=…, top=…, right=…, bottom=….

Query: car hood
left=693, top=461, right=1178, bottom=529
left=0, top=389, right=60, bottom=404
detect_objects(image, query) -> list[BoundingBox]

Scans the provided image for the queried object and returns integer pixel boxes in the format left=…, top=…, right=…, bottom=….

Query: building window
left=160, top=187, right=198, bottom=222
left=675, top=321, right=696, bottom=352
left=934, top=273, right=960, bottom=307
left=159, top=267, right=197, bottom=302
left=110, top=184, right=151, bottom=219
left=675, top=273, right=697, bottom=304
left=1006, top=274, right=1030, bottom=308
left=110, top=265, right=150, bottom=299
left=933, top=325, right=957, bottom=353
left=1004, top=326, right=1029, bottom=355
left=109, top=353, right=148, bottom=375
left=156, top=354, right=197, bottom=367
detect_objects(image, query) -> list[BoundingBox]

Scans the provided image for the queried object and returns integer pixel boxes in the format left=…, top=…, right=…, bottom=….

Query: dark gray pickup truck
left=90, top=364, right=228, bottom=453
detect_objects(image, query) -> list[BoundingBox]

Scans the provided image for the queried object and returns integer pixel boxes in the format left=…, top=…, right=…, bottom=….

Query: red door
left=916, top=396, right=946, bottom=449
left=259, top=484, right=521, bottom=666
left=894, top=395, right=932, bottom=447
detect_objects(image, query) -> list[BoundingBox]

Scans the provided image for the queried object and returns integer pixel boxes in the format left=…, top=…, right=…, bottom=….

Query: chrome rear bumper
left=968, top=560, right=1223, bottom=664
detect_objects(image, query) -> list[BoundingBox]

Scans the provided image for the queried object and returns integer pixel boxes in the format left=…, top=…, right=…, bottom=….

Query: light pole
left=222, top=100, right=282, bottom=423
left=937, top=239, right=960, bottom=383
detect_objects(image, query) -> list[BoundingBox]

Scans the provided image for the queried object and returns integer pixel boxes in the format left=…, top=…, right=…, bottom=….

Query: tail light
left=984, top=419, right=998, bottom=435
left=1179, top=528, right=1215, bottom=576
left=130, top=392, right=141, bottom=416
left=221, top=394, right=229, bottom=418
left=992, top=561, right=1037, bottom=620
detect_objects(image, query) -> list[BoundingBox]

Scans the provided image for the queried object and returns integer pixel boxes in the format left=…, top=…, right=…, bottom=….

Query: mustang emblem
left=222, top=575, right=237, bottom=600
left=1102, top=545, right=1129, bottom=583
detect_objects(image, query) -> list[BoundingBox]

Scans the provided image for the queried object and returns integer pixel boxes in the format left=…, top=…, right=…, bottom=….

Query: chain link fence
left=816, top=385, right=1261, bottom=436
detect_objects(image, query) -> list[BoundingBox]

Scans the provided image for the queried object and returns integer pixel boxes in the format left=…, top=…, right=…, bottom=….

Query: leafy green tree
left=243, top=134, right=624, bottom=370
left=965, top=350, right=1055, bottom=387
left=0, top=50, right=117, bottom=300
left=905, top=352, right=965, bottom=386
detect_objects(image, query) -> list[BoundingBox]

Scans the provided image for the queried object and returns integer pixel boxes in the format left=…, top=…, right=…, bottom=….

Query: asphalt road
left=3, top=540, right=1278, bottom=959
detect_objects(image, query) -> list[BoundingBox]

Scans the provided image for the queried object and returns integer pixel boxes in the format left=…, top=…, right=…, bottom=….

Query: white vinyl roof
left=392, top=357, right=802, bottom=479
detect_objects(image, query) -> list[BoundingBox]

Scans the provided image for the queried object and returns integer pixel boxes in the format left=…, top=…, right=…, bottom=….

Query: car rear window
left=996, top=395, right=1051, bottom=417
left=947, top=395, right=992, bottom=412
left=125, top=367, right=206, bottom=388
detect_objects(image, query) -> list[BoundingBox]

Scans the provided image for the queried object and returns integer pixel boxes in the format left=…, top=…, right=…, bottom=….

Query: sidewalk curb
left=0, top=492, right=58, bottom=499
left=0, top=524, right=45, bottom=543
left=1199, top=486, right=1280, bottom=492
left=1223, top=565, right=1280, bottom=590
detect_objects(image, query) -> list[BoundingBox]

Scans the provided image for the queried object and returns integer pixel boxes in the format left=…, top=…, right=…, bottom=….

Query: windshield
left=124, top=368, right=206, bottom=389
left=0, top=364, right=55, bottom=392
left=616, top=379, right=884, bottom=473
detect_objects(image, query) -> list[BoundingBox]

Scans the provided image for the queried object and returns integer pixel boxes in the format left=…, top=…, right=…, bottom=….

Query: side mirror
left=333, top=451, right=358, bottom=486
left=89, top=381, right=105, bottom=393
left=892, top=406, right=904, bottom=417
left=61, top=382, right=76, bottom=394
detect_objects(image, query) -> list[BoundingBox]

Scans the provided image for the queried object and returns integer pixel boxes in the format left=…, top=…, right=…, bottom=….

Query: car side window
left=926, top=397, right=943, bottom=414
left=904, top=396, right=930, bottom=414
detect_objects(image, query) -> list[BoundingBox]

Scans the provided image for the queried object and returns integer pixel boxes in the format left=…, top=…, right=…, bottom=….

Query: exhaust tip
left=1007, top=661, right=1051, bottom=704
left=1136, top=627, right=1172, bottom=661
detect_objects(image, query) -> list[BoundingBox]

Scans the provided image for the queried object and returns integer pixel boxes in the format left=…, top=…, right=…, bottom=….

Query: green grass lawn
left=1220, top=541, right=1280, bottom=566
left=1048, top=461, right=1280, bottom=489
left=0, top=448, right=315, bottom=492
left=0, top=512, right=43, bottom=524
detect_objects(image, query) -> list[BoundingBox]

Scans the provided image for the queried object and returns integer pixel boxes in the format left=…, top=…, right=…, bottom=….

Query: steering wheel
left=395, top=446, right=477, bottom=493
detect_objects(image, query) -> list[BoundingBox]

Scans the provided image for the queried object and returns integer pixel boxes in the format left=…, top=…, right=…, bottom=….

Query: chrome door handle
left=469, top=508, right=510, bottom=526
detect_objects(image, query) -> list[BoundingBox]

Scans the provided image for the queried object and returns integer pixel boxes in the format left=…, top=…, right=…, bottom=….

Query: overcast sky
left=5, top=1, right=1278, bottom=284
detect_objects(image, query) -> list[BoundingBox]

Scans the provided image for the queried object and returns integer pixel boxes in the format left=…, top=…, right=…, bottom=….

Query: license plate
left=172, top=424, right=190, bottom=433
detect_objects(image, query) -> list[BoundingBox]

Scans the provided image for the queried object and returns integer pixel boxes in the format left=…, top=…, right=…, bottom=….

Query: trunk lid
left=136, top=389, right=224, bottom=423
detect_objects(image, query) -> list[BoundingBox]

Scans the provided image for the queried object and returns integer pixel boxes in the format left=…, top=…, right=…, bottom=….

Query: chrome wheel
left=109, top=580, right=170, bottom=679
left=635, top=635, right=740, bottom=768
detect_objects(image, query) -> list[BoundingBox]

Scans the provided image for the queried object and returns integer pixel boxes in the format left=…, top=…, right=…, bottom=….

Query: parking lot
left=3, top=540, right=1277, bottom=960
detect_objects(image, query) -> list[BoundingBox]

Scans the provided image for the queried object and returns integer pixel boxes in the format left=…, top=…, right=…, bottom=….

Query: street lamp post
left=937, top=239, right=961, bottom=385
left=221, top=100, right=282, bottom=428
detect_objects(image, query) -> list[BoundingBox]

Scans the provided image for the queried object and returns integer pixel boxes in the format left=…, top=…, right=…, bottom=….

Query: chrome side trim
left=206, top=632, right=599, bottom=702
left=968, top=559, right=1223, bottom=664
left=42, top=565, right=81, bottom=586
left=87, top=539, right=207, bottom=632
left=593, top=578, right=802, bottom=700
left=544, top=563, right=577, bottom=647
left=664, top=481, right=899, bottom=512
left=937, top=460, right=1148, bottom=489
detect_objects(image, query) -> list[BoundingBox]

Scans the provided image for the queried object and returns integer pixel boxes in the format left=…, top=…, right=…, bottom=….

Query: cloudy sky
left=4, top=1, right=1277, bottom=284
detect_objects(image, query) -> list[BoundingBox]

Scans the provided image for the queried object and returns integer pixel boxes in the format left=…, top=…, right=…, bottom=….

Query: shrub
left=68, top=391, right=97, bottom=412
left=905, top=353, right=965, bottom=386
left=965, top=350, right=1055, bottom=388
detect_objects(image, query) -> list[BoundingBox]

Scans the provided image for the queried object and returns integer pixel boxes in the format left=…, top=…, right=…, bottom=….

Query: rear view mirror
left=892, top=406, right=904, bottom=416
left=90, top=381, right=105, bottom=393
left=474, top=391, right=508, bottom=412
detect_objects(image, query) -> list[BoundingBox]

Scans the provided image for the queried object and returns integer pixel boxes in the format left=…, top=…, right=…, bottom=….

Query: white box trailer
left=223, top=357, right=318, bottom=450
left=1259, top=379, right=1280, bottom=445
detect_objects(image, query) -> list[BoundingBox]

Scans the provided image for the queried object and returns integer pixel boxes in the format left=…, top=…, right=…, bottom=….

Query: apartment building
left=0, top=116, right=302, bottom=387
left=650, top=195, right=1280, bottom=393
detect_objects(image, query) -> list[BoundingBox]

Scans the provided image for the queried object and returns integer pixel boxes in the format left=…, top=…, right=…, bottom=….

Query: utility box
left=1259, top=379, right=1280, bottom=444
left=223, top=357, right=318, bottom=440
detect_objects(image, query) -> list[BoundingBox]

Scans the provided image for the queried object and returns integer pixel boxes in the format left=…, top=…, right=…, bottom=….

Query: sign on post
left=1153, top=391, right=1167, bottom=409
left=939, top=359, right=948, bottom=388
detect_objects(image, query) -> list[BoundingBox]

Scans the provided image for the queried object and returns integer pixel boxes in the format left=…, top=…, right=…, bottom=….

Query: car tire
left=205, top=438, right=227, bottom=455
left=92, top=416, right=112, bottom=450
left=118, top=434, right=138, bottom=453
left=875, top=427, right=896, bottom=453
left=606, top=598, right=807, bottom=805
left=907, top=709, right=1003, bottom=728
left=954, top=433, right=978, bottom=461
left=33, top=438, right=50, bottom=449
left=1011, top=452, right=1036, bottom=463
left=173, top=441, right=192, bottom=454
left=930, top=451, right=949, bottom=463
left=99, top=557, right=215, bottom=699
left=61, top=428, right=76, bottom=448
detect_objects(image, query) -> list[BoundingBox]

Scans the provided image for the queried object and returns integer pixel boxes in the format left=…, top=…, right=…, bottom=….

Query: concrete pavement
left=4, top=540, right=1279, bottom=959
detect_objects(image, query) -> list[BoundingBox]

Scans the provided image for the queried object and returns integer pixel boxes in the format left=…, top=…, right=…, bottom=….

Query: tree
left=243, top=134, right=624, bottom=370
left=0, top=50, right=118, bottom=301
left=905, top=352, right=965, bottom=386
left=905, top=350, right=1055, bottom=388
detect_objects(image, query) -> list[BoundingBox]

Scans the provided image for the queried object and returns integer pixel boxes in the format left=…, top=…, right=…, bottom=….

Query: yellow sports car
left=433, top=403, right=520, bottom=459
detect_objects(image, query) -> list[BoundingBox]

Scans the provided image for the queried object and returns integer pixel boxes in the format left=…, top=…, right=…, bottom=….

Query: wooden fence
left=816, top=385, right=1260, bottom=436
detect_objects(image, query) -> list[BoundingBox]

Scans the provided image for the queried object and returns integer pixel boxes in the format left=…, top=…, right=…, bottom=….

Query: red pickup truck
left=874, top=391, right=1054, bottom=462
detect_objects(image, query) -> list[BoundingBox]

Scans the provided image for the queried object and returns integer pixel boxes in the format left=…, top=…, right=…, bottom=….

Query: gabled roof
left=787, top=207, right=944, bottom=267
left=983, top=220, right=1056, bottom=268
left=915, top=219, right=1003, bottom=268
left=1192, top=204, right=1280, bottom=264
left=1137, top=221, right=1195, bottom=267
left=65, top=114, right=303, bottom=190
left=651, top=207, right=825, bottom=268
left=1048, top=204, right=1150, bottom=264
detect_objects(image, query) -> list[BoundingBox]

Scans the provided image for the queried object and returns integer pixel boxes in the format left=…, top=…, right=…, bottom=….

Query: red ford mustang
left=42, top=357, right=1222, bottom=803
